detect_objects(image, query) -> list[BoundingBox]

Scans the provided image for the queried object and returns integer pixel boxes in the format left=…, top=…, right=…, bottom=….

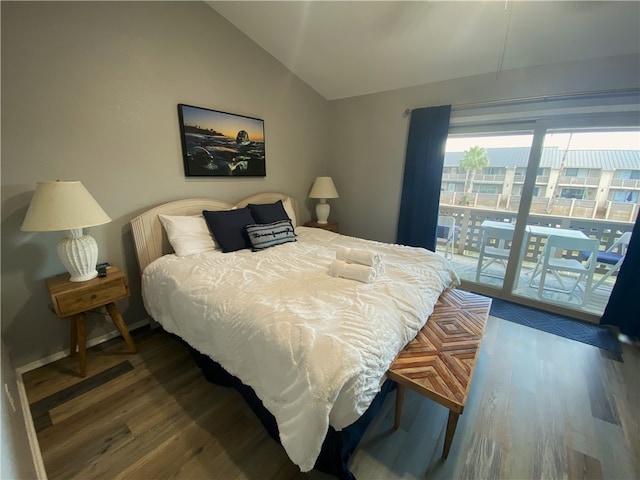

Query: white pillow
left=282, top=197, right=297, bottom=227
left=158, top=214, right=219, bottom=256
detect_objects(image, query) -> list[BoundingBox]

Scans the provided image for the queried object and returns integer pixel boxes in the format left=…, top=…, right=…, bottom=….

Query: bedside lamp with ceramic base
left=21, top=180, right=111, bottom=282
left=309, top=176, right=339, bottom=224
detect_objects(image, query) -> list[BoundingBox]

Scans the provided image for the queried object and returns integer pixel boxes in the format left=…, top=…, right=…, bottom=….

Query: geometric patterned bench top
left=388, top=288, right=492, bottom=414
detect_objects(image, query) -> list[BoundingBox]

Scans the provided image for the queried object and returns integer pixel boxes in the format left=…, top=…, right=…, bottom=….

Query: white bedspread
left=142, top=227, right=459, bottom=471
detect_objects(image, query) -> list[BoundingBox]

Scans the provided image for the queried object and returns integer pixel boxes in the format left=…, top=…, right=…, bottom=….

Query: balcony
left=513, top=175, right=550, bottom=184
left=442, top=193, right=638, bottom=222
left=610, top=178, right=640, bottom=189
left=440, top=192, right=501, bottom=209
left=558, top=176, right=600, bottom=186
left=437, top=205, right=634, bottom=316
left=442, top=173, right=467, bottom=181
left=473, top=174, right=505, bottom=183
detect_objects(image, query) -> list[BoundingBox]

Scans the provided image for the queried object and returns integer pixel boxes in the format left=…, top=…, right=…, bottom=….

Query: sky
left=446, top=131, right=640, bottom=152
left=181, top=105, right=265, bottom=142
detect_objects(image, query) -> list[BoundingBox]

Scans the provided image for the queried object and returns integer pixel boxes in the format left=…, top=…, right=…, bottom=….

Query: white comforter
left=142, top=227, right=459, bottom=471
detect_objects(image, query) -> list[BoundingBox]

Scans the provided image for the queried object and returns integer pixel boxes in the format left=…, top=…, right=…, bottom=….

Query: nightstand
left=304, top=221, right=339, bottom=233
left=46, top=266, right=136, bottom=377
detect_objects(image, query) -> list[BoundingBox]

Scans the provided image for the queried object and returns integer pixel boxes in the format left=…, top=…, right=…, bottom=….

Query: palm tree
left=458, top=146, right=490, bottom=195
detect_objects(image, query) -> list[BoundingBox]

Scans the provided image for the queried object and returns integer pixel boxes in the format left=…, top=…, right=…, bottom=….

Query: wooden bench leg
left=442, top=410, right=460, bottom=459
left=105, top=302, right=137, bottom=353
left=394, top=384, right=405, bottom=430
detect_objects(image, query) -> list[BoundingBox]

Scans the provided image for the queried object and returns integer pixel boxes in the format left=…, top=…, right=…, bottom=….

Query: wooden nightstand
left=46, top=266, right=136, bottom=377
left=304, top=221, right=339, bottom=233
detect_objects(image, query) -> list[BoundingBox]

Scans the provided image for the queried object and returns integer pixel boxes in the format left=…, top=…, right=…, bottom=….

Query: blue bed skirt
left=188, top=346, right=395, bottom=479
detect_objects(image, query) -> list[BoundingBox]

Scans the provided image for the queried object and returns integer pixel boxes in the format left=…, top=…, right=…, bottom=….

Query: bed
left=131, top=192, right=459, bottom=479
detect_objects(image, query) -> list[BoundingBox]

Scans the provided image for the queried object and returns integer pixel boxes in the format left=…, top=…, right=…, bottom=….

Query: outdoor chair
left=530, top=235, right=600, bottom=305
left=436, top=215, right=456, bottom=260
left=588, top=231, right=632, bottom=293
left=476, top=224, right=514, bottom=282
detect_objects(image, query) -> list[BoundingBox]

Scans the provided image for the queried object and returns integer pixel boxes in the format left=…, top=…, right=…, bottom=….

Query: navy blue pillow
left=202, top=207, right=256, bottom=253
left=248, top=200, right=290, bottom=224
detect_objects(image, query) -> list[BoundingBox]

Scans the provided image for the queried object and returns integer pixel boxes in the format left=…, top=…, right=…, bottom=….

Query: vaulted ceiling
left=209, top=1, right=640, bottom=100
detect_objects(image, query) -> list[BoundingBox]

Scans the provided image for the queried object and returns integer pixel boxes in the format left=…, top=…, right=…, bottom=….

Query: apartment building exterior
left=441, top=147, right=640, bottom=221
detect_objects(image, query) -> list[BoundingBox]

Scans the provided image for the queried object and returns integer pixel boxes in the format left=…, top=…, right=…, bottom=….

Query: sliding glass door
left=513, top=129, right=639, bottom=316
left=437, top=116, right=639, bottom=321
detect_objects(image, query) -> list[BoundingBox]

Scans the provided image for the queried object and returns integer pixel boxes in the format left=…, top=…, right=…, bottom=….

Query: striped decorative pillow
left=245, top=220, right=296, bottom=251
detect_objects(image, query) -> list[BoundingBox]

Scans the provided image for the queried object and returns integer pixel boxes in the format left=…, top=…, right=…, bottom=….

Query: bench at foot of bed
left=388, top=288, right=491, bottom=459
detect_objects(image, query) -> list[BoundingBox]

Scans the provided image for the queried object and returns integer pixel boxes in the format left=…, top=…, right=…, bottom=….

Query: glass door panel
left=438, top=133, right=533, bottom=289
left=512, top=129, right=640, bottom=316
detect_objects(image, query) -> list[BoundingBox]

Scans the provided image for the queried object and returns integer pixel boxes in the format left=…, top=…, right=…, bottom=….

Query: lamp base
left=316, top=201, right=331, bottom=224
left=57, top=229, right=99, bottom=282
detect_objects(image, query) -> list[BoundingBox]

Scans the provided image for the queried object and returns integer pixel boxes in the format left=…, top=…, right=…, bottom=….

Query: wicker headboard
left=130, top=193, right=298, bottom=273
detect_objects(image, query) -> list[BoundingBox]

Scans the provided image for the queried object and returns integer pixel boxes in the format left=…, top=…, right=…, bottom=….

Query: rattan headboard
left=130, top=192, right=298, bottom=273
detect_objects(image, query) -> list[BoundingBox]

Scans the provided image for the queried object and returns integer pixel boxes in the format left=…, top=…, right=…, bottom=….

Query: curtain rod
left=403, top=88, right=640, bottom=116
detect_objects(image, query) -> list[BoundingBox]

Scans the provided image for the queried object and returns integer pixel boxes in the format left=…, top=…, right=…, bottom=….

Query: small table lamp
left=309, top=176, right=339, bottom=224
left=21, top=180, right=112, bottom=282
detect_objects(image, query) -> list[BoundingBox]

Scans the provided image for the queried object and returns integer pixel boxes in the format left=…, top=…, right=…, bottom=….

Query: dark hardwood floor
left=23, top=315, right=639, bottom=480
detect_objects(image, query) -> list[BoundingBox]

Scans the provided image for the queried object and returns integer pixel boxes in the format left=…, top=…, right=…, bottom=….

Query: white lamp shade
left=21, top=181, right=111, bottom=232
left=308, top=177, right=339, bottom=199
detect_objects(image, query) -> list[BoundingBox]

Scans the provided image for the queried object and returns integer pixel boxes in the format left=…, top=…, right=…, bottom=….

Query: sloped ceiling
left=208, top=1, right=640, bottom=100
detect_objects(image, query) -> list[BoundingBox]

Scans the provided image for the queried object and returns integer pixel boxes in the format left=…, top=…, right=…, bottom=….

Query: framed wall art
left=178, top=104, right=266, bottom=177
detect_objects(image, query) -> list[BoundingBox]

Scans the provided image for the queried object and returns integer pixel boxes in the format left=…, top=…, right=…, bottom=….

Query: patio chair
left=436, top=215, right=456, bottom=260
left=588, top=231, right=632, bottom=293
left=476, top=224, right=514, bottom=282
left=531, top=235, right=599, bottom=305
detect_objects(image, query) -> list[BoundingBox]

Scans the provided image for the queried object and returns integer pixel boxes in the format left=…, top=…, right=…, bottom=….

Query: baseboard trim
left=15, top=372, right=48, bottom=479
left=15, top=318, right=150, bottom=375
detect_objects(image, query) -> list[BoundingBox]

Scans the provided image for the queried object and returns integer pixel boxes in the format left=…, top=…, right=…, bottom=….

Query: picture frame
left=178, top=104, right=266, bottom=177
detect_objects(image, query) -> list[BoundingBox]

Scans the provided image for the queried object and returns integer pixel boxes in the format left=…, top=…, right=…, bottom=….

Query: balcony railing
left=610, top=178, right=640, bottom=189
left=441, top=193, right=638, bottom=222
left=513, top=175, right=549, bottom=184
left=605, top=201, right=640, bottom=222
left=437, top=205, right=634, bottom=267
left=558, top=176, right=600, bottom=186
left=439, top=192, right=501, bottom=209
left=442, top=173, right=467, bottom=181
left=474, top=174, right=505, bottom=183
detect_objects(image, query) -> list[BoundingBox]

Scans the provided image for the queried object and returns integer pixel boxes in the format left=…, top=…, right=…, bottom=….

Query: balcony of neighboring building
left=440, top=191, right=638, bottom=222
left=610, top=178, right=640, bottom=188
left=557, top=175, right=601, bottom=186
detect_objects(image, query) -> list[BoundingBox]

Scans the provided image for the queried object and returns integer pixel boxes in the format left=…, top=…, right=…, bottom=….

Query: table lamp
left=308, top=176, right=339, bottom=224
left=21, top=180, right=112, bottom=282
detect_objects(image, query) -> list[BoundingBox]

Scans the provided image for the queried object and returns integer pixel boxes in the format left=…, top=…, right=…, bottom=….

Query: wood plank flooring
left=22, top=316, right=639, bottom=480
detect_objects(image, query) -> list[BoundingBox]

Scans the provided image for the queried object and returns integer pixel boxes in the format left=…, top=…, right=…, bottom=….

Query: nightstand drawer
left=54, top=276, right=128, bottom=317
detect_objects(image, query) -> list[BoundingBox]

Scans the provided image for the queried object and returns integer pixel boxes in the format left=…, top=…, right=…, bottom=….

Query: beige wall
left=1, top=1, right=329, bottom=367
left=1, top=2, right=638, bottom=475
left=327, top=54, right=640, bottom=243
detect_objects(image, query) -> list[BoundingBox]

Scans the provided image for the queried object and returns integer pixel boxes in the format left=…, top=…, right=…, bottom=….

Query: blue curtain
left=396, top=105, right=452, bottom=250
left=600, top=216, right=640, bottom=339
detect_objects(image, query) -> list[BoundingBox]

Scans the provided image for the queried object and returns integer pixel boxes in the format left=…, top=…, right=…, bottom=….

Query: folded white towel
left=329, top=259, right=378, bottom=284
left=335, top=246, right=383, bottom=270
